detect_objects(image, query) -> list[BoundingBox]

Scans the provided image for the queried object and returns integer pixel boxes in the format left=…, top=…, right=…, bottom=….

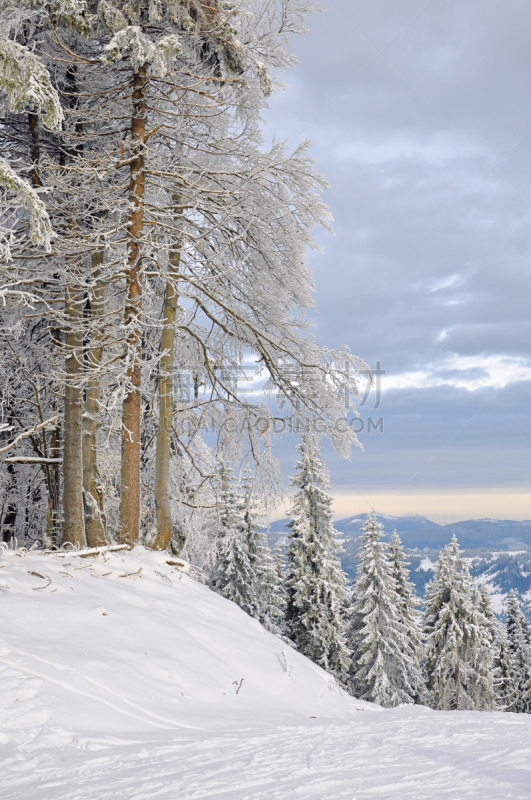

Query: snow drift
left=2, top=546, right=531, bottom=800
left=0, top=546, right=365, bottom=746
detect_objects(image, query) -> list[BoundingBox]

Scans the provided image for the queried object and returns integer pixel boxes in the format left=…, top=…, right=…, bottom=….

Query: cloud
left=384, top=354, right=531, bottom=391
left=260, top=0, right=531, bottom=513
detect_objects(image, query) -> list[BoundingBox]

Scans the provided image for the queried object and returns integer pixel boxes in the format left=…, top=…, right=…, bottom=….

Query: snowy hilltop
left=1, top=546, right=531, bottom=799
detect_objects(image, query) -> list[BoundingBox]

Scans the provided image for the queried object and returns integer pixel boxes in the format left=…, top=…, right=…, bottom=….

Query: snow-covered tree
left=239, top=471, right=283, bottom=632
left=0, top=27, right=63, bottom=256
left=389, top=530, right=425, bottom=703
left=348, top=515, right=420, bottom=706
left=0, top=0, right=366, bottom=555
left=493, top=622, right=519, bottom=711
left=423, top=536, right=495, bottom=711
left=477, top=584, right=497, bottom=647
left=210, top=461, right=258, bottom=617
left=211, top=467, right=286, bottom=633
left=505, top=590, right=531, bottom=713
left=285, top=433, right=350, bottom=684
left=266, top=542, right=288, bottom=635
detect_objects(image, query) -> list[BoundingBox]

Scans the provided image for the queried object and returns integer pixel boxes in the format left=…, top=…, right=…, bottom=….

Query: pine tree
left=470, top=585, right=497, bottom=710
left=389, top=530, right=425, bottom=703
left=505, top=590, right=531, bottom=713
left=285, top=433, right=350, bottom=684
left=269, top=542, right=288, bottom=633
left=239, top=472, right=283, bottom=633
left=210, top=462, right=258, bottom=617
left=211, top=466, right=286, bottom=634
left=258, top=541, right=286, bottom=636
left=348, top=515, right=419, bottom=706
left=478, top=584, right=497, bottom=647
left=493, top=622, right=519, bottom=711
left=423, top=536, right=495, bottom=710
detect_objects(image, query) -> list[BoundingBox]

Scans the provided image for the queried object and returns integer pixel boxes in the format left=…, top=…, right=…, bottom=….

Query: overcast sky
left=263, top=0, right=531, bottom=522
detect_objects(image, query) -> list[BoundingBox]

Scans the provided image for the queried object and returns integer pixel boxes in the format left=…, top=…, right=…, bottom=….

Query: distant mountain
left=266, top=513, right=531, bottom=551
left=265, top=513, right=531, bottom=620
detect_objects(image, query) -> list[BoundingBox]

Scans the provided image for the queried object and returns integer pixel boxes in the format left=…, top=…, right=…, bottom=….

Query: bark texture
left=63, top=286, right=86, bottom=547
left=119, top=65, right=146, bottom=545
left=152, top=242, right=181, bottom=551
left=82, top=250, right=107, bottom=547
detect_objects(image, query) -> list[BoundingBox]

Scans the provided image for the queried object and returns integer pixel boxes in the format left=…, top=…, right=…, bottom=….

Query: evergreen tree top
left=390, top=529, right=418, bottom=611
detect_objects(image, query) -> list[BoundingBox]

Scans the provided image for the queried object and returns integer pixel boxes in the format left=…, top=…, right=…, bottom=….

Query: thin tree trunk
left=119, top=65, right=146, bottom=546
left=63, top=286, right=85, bottom=547
left=2, top=462, right=18, bottom=544
left=152, top=241, right=181, bottom=551
left=82, top=250, right=107, bottom=547
left=46, top=414, right=62, bottom=548
left=61, top=65, right=86, bottom=549
left=28, top=112, right=41, bottom=188
left=29, top=110, right=62, bottom=547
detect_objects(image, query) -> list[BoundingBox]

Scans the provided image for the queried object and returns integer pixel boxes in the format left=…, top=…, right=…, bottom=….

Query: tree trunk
left=152, top=242, right=181, bottom=551
left=28, top=112, right=41, bottom=188
left=28, top=110, right=61, bottom=547
left=119, top=65, right=146, bottom=546
left=82, top=250, right=107, bottom=547
left=63, top=286, right=86, bottom=547
left=2, top=463, right=18, bottom=544
left=50, top=414, right=62, bottom=545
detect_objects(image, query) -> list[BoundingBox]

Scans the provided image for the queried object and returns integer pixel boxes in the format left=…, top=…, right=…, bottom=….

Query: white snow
left=1, top=547, right=530, bottom=799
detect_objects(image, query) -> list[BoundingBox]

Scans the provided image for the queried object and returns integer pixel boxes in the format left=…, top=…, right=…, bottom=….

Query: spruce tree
left=210, top=466, right=287, bottom=635
left=423, top=536, right=495, bottom=710
left=258, top=541, right=287, bottom=636
left=210, top=461, right=258, bottom=617
left=269, top=542, right=288, bottom=634
left=493, top=623, right=519, bottom=711
left=505, top=590, right=531, bottom=713
left=478, top=584, right=497, bottom=647
left=285, top=433, right=350, bottom=684
left=389, top=530, right=425, bottom=703
left=239, top=472, right=284, bottom=634
left=348, top=515, right=419, bottom=706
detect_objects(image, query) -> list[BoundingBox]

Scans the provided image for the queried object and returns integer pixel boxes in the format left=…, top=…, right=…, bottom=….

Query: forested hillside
left=266, top=514, right=531, bottom=619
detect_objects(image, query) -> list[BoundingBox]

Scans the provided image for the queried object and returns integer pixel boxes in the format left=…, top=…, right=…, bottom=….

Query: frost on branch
left=0, top=38, right=63, bottom=130
left=0, top=158, right=53, bottom=254
left=102, top=26, right=182, bottom=75
left=97, top=0, right=127, bottom=33
left=51, top=0, right=92, bottom=35
left=255, top=62, right=272, bottom=97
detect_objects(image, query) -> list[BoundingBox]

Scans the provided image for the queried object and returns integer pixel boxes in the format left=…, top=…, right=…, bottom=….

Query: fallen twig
left=42, top=544, right=132, bottom=557
left=166, top=559, right=205, bottom=582
left=155, top=570, right=172, bottom=584
left=32, top=578, right=52, bottom=590
left=119, top=567, right=142, bottom=578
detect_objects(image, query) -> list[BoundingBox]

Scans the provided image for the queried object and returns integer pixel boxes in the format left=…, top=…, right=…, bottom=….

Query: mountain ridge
left=266, top=513, right=531, bottom=551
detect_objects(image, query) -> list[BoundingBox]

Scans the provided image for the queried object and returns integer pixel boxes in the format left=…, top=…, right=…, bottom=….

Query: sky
left=262, top=0, right=531, bottom=522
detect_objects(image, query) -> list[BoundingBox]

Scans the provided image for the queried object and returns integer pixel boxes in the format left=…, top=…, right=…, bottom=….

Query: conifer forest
left=1, top=2, right=531, bottom=798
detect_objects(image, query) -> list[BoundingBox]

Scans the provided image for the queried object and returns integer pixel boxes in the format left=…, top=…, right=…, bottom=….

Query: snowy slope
left=0, top=547, right=361, bottom=741
left=1, top=547, right=531, bottom=799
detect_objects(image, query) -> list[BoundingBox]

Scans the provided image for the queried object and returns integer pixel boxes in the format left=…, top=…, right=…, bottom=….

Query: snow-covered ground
left=1, top=547, right=530, bottom=799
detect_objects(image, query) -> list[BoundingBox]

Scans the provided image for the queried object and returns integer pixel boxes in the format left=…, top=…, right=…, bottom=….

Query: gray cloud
left=263, top=1, right=531, bottom=502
